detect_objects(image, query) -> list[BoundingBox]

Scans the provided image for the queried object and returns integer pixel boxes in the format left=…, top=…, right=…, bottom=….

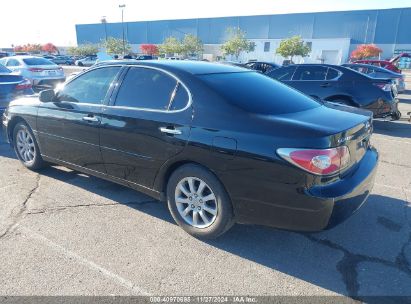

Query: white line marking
left=19, top=226, right=151, bottom=296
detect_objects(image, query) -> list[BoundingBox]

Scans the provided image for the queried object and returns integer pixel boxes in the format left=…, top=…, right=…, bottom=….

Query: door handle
left=82, top=116, right=100, bottom=123
left=320, top=82, right=331, bottom=88
left=159, top=127, right=182, bottom=135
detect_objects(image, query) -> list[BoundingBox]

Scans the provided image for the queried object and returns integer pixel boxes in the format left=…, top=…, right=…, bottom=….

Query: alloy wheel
left=16, top=129, right=36, bottom=164
left=175, top=177, right=218, bottom=228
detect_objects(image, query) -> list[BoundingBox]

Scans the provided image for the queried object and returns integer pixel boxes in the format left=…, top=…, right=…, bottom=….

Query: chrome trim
left=82, top=116, right=100, bottom=122
left=159, top=127, right=182, bottom=135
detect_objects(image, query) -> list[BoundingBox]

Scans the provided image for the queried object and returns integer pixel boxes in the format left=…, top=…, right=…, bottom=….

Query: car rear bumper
left=234, top=147, right=378, bottom=231
left=372, top=98, right=399, bottom=119
left=32, top=76, right=66, bottom=86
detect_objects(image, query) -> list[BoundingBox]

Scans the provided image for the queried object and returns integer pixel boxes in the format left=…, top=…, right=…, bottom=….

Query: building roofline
left=76, top=7, right=411, bottom=27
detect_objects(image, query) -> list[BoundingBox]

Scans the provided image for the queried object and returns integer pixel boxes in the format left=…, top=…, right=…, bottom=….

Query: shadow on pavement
left=373, top=120, right=411, bottom=138
left=25, top=164, right=411, bottom=302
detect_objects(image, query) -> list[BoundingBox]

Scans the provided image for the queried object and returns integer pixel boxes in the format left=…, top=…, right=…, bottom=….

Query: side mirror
left=39, top=89, right=56, bottom=103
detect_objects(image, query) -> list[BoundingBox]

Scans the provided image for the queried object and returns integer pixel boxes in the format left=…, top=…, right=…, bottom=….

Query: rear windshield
left=199, top=72, right=321, bottom=115
left=0, top=64, right=11, bottom=73
left=23, top=58, right=54, bottom=66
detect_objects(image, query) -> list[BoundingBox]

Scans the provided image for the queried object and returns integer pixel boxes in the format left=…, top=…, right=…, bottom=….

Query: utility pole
left=119, top=4, right=126, bottom=55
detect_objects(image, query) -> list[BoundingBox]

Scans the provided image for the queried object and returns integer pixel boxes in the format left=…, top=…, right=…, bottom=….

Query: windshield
left=23, top=57, right=55, bottom=66
left=199, top=72, right=321, bottom=115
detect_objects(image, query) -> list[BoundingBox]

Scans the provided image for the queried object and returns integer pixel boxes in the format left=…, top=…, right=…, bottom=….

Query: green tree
left=101, top=37, right=131, bottom=55
left=67, top=44, right=99, bottom=56
left=181, top=34, right=203, bottom=58
left=159, top=37, right=183, bottom=56
left=276, top=36, right=311, bottom=62
left=220, top=27, right=255, bottom=60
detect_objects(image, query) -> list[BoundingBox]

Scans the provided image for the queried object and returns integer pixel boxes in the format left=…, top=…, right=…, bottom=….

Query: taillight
left=373, top=83, right=392, bottom=92
left=15, top=78, right=32, bottom=90
left=28, top=68, right=44, bottom=72
left=277, top=146, right=350, bottom=176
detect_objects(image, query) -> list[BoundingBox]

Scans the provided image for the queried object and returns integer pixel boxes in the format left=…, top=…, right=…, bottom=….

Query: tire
left=77, top=62, right=83, bottom=66
left=13, top=122, right=46, bottom=170
left=167, top=164, right=234, bottom=239
left=392, top=111, right=401, bottom=121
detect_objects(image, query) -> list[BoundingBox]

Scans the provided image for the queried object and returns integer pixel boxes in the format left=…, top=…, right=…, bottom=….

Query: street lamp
left=101, top=16, right=108, bottom=41
left=119, top=4, right=126, bottom=55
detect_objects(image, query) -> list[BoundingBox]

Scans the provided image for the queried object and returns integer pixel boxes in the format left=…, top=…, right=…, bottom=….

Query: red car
left=353, top=53, right=411, bottom=74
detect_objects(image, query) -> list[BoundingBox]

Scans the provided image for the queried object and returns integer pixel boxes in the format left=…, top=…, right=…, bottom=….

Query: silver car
left=0, top=56, right=65, bottom=87
left=75, top=56, right=97, bottom=67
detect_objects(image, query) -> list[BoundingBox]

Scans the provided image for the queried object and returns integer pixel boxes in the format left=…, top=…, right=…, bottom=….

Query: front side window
left=267, top=66, right=297, bottom=81
left=115, top=67, right=179, bottom=110
left=293, top=66, right=328, bottom=81
left=57, top=66, right=121, bottom=104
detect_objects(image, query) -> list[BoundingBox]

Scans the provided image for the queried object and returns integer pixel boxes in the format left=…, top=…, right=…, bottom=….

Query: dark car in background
left=266, top=64, right=400, bottom=120
left=343, top=63, right=406, bottom=93
left=0, top=64, right=33, bottom=115
left=352, top=59, right=401, bottom=74
left=52, top=55, right=75, bottom=65
left=3, top=61, right=378, bottom=238
left=244, top=61, right=280, bottom=74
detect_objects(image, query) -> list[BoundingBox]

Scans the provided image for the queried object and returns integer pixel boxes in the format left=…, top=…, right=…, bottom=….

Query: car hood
left=8, top=94, right=41, bottom=108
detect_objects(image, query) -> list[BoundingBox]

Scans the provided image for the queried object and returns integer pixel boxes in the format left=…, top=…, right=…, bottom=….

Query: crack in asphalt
left=379, top=159, right=411, bottom=169
left=0, top=173, right=40, bottom=239
left=303, top=234, right=411, bottom=300
left=26, top=199, right=159, bottom=215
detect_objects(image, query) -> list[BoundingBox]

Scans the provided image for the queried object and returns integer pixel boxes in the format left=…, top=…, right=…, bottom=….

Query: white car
left=0, top=56, right=65, bottom=87
left=75, top=56, right=97, bottom=66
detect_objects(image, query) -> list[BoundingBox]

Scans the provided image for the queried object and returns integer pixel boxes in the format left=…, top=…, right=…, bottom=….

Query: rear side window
left=115, top=67, right=178, bottom=110
left=326, top=68, right=340, bottom=80
left=169, top=84, right=189, bottom=111
left=293, top=66, right=328, bottom=80
left=199, top=72, right=321, bottom=115
left=23, top=58, right=54, bottom=66
left=6, top=59, right=21, bottom=67
left=267, top=66, right=296, bottom=81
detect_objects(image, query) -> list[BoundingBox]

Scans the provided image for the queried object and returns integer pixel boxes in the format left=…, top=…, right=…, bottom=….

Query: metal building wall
left=76, top=7, right=411, bottom=47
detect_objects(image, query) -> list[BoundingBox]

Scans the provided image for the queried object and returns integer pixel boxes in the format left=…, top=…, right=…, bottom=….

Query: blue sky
left=1, top=0, right=410, bottom=47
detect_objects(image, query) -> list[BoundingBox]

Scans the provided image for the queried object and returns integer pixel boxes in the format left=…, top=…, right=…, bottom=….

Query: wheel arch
left=6, top=116, right=27, bottom=143
left=154, top=159, right=234, bottom=212
left=324, top=95, right=357, bottom=106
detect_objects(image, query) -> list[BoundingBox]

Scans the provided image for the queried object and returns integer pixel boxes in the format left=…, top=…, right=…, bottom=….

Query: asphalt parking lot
left=0, top=73, right=410, bottom=300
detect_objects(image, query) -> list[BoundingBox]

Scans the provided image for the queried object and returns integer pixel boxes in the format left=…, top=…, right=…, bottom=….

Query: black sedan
left=266, top=64, right=400, bottom=120
left=0, top=64, right=33, bottom=115
left=244, top=61, right=280, bottom=73
left=2, top=61, right=378, bottom=238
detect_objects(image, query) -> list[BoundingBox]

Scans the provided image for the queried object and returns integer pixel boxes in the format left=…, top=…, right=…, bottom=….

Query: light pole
left=119, top=4, right=126, bottom=55
left=101, top=16, right=108, bottom=41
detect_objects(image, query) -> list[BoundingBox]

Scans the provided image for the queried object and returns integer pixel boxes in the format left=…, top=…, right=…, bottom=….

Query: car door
left=99, top=66, right=192, bottom=189
left=290, top=65, right=335, bottom=99
left=36, top=66, right=122, bottom=172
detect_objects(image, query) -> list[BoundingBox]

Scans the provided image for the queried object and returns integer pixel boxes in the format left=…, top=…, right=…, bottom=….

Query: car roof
left=95, top=60, right=250, bottom=75
left=354, top=59, right=391, bottom=63
left=3, top=55, right=45, bottom=60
